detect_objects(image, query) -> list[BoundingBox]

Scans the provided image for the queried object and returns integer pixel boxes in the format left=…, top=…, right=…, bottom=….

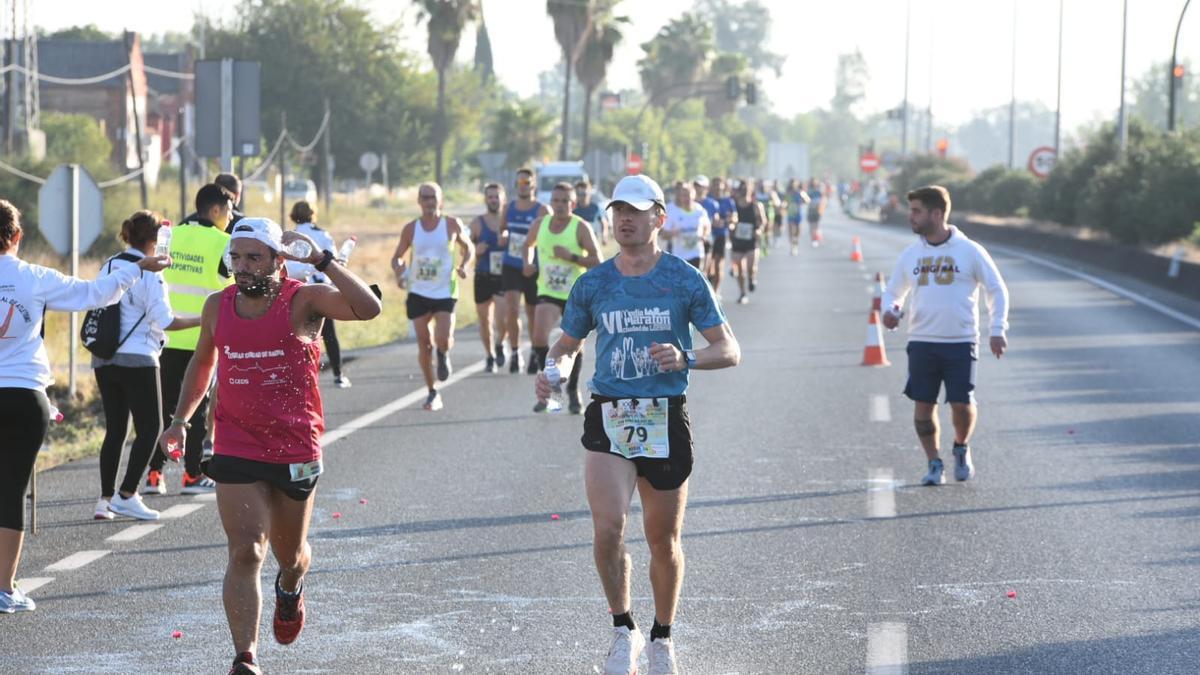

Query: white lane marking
left=191, top=492, right=217, bottom=502
left=866, top=621, right=908, bottom=674
left=982, top=246, right=1200, bottom=332
left=45, top=550, right=110, bottom=572
left=867, top=469, right=897, bottom=519
left=106, top=524, right=164, bottom=542
left=14, top=577, right=54, bottom=594
left=869, top=395, right=891, bottom=422
left=158, top=503, right=206, bottom=519
left=321, top=358, right=487, bottom=446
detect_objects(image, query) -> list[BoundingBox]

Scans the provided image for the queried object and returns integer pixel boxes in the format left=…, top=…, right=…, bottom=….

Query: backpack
left=80, top=253, right=147, bottom=359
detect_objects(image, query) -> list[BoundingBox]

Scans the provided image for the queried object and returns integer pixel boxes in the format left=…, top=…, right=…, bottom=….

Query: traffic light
left=745, top=82, right=757, bottom=105
left=936, top=138, right=949, bottom=157
left=726, top=76, right=740, bottom=101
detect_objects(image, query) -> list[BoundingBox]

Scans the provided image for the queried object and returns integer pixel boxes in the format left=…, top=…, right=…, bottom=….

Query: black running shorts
left=501, top=265, right=539, bottom=306
left=205, top=454, right=318, bottom=502
left=473, top=273, right=503, bottom=303
left=406, top=292, right=457, bottom=320
left=581, top=395, right=694, bottom=491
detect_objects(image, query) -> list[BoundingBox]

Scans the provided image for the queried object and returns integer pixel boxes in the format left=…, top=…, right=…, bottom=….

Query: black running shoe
left=568, top=387, right=583, bottom=415
left=526, top=350, right=539, bottom=375
left=494, top=343, right=506, bottom=368
left=510, top=352, right=521, bottom=374
left=228, top=652, right=262, bottom=675
left=485, top=356, right=496, bottom=373
left=436, top=350, right=452, bottom=381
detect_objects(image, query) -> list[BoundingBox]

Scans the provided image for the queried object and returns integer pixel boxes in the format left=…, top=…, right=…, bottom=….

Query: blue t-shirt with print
left=698, top=197, right=721, bottom=233
left=716, top=197, right=737, bottom=234
left=561, top=254, right=726, bottom=398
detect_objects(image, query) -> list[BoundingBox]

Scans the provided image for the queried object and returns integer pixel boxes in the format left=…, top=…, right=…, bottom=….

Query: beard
left=236, top=273, right=274, bottom=297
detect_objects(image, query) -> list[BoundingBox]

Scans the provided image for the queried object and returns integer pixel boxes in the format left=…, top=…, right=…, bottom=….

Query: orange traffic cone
left=850, top=236, right=863, bottom=263
left=871, top=271, right=885, bottom=312
left=861, top=309, right=891, bottom=367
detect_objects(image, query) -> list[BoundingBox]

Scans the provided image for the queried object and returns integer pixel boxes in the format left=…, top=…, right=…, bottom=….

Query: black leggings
left=95, top=365, right=162, bottom=498
left=322, top=319, right=342, bottom=377
left=0, top=388, right=49, bottom=531
left=151, top=348, right=208, bottom=476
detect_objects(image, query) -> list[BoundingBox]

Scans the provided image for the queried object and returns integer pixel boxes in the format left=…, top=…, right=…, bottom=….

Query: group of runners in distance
left=0, top=158, right=1010, bottom=675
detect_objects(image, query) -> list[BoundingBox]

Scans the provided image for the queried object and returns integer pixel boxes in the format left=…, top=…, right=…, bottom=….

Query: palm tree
left=638, top=14, right=714, bottom=107
left=415, top=0, right=479, bottom=183
left=575, top=2, right=628, bottom=157
left=491, top=101, right=558, bottom=169
left=547, top=0, right=594, bottom=160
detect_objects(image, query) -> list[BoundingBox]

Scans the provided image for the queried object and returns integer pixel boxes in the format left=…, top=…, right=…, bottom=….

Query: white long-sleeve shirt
left=881, top=225, right=1009, bottom=343
left=92, top=248, right=175, bottom=363
left=0, top=253, right=142, bottom=390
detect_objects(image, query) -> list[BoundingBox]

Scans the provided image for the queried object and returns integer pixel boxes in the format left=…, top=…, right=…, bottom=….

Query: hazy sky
left=29, top=0, right=1200, bottom=138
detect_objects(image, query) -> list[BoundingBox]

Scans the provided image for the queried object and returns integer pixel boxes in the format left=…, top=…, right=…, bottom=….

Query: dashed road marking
left=866, top=621, right=908, bottom=674
left=159, top=503, right=206, bottom=519
left=867, top=469, right=897, bottom=519
left=45, top=550, right=110, bottom=572
left=869, top=395, right=891, bottom=422
left=14, top=577, right=54, bottom=594
left=191, top=492, right=217, bottom=502
left=106, top=524, right=164, bottom=542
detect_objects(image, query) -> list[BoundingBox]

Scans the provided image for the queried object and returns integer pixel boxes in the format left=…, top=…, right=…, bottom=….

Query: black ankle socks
left=612, top=611, right=635, bottom=630
left=650, top=620, right=671, bottom=641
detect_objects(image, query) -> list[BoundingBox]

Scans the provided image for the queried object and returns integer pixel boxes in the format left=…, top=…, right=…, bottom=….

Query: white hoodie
left=0, top=253, right=141, bottom=390
left=881, top=225, right=1009, bottom=343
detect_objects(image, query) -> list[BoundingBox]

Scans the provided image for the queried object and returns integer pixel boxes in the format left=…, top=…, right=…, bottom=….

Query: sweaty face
left=610, top=202, right=663, bottom=247
left=229, top=239, right=281, bottom=297
left=550, top=189, right=575, bottom=217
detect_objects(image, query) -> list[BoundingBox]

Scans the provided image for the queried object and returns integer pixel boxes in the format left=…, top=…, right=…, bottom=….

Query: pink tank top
left=212, top=278, right=324, bottom=464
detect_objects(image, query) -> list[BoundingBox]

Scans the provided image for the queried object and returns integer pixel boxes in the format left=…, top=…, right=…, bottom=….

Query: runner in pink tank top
left=212, top=277, right=324, bottom=464
left=157, top=218, right=380, bottom=674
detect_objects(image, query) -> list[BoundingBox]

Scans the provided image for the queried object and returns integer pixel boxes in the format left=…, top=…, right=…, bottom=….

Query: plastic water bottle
left=338, top=236, right=358, bottom=263
left=543, top=358, right=564, bottom=413
left=47, top=405, right=64, bottom=424
left=286, top=239, right=313, bottom=260
left=155, top=222, right=172, bottom=257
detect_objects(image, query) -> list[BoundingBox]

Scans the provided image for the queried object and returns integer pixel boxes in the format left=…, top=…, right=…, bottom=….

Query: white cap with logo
left=607, top=175, right=666, bottom=212
left=692, top=175, right=710, bottom=187
left=229, top=217, right=284, bottom=252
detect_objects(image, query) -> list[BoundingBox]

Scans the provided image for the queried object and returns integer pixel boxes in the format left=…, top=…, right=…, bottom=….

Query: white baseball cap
left=692, top=175, right=710, bottom=187
left=229, top=217, right=283, bottom=252
left=608, top=175, right=665, bottom=211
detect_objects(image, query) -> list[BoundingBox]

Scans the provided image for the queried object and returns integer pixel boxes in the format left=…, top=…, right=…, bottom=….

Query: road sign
left=627, top=153, right=643, bottom=175
left=358, top=151, right=380, bottom=173
left=859, top=152, right=881, bottom=173
left=1027, top=146, right=1057, bottom=178
left=880, top=151, right=900, bottom=171
left=194, top=60, right=261, bottom=164
left=37, top=164, right=103, bottom=257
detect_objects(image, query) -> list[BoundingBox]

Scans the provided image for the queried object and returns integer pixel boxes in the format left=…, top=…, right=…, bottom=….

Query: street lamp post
left=1054, top=0, right=1064, bottom=155
left=1169, top=0, right=1193, bottom=132
left=1118, top=0, right=1129, bottom=151
left=901, top=0, right=911, bottom=157
left=1008, top=0, right=1017, bottom=169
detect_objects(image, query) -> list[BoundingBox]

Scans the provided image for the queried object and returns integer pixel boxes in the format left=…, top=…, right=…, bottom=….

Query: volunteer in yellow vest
left=391, top=182, right=474, bottom=412
left=523, top=181, right=603, bottom=413
left=147, top=183, right=233, bottom=495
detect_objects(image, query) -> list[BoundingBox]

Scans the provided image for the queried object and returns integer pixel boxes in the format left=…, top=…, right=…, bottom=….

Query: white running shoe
left=334, top=375, right=352, bottom=389
left=648, top=637, right=679, bottom=675
left=604, top=626, right=645, bottom=675
left=93, top=497, right=114, bottom=520
left=108, top=493, right=161, bottom=520
left=0, top=586, right=35, bottom=613
left=952, top=444, right=975, bottom=481
left=922, top=458, right=946, bottom=486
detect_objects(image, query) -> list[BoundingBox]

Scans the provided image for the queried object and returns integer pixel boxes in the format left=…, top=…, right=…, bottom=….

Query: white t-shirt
left=663, top=203, right=710, bottom=262
left=0, top=253, right=141, bottom=390
left=882, top=226, right=1010, bottom=343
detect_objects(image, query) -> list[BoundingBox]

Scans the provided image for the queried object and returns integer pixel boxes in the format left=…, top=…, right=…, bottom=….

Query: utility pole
left=123, top=31, right=149, bottom=207
left=279, top=111, right=287, bottom=227
left=1008, top=0, right=1018, bottom=169
left=926, top=46, right=934, bottom=153
left=1169, top=0, right=1193, bottom=132
left=1054, top=0, right=1064, bottom=154
left=321, top=97, right=332, bottom=215
left=1117, top=0, right=1129, bottom=152
left=901, top=0, right=911, bottom=157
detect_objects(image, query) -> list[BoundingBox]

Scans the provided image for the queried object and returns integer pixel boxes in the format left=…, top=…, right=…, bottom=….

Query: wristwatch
left=684, top=350, right=697, bottom=368
left=314, top=249, right=335, bottom=272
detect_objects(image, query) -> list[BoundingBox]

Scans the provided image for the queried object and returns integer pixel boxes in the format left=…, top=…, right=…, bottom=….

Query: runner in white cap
left=535, top=174, right=741, bottom=674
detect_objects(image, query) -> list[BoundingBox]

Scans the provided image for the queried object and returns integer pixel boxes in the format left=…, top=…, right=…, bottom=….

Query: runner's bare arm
left=649, top=323, right=740, bottom=373
left=575, top=218, right=604, bottom=269
left=157, top=293, right=221, bottom=458
left=301, top=261, right=383, bottom=322
left=522, top=219, right=541, bottom=277
left=390, top=221, right=415, bottom=288
left=450, top=217, right=474, bottom=277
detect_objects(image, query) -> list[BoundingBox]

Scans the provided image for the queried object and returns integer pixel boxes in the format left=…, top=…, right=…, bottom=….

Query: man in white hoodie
left=881, top=185, right=1009, bottom=486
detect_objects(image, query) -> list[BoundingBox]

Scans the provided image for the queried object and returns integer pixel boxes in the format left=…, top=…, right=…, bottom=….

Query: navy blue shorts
left=903, top=341, right=977, bottom=404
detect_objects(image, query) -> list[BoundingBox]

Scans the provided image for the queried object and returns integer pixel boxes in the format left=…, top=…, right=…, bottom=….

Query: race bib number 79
left=601, top=398, right=669, bottom=459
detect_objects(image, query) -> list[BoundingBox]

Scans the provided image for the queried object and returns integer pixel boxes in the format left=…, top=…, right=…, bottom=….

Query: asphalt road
left=4, top=209, right=1200, bottom=674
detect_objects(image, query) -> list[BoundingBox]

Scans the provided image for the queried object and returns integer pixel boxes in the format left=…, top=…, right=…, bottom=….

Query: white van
left=534, top=161, right=588, bottom=205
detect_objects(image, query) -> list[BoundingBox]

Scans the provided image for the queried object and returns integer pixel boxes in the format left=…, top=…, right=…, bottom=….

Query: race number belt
left=734, top=222, right=755, bottom=240
left=601, top=398, right=669, bottom=459
left=289, top=459, right=323, bottom=482
left=488, top=251, right=504, bottom=275
left=415, top=256, right=443, bottom=282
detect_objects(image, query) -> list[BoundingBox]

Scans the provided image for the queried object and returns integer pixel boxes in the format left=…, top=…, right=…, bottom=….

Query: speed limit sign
left=1027, top=147, right=1057, bottom=179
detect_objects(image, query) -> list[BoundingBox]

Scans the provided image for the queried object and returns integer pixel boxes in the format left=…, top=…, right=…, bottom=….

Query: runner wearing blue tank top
left=535, top=175, right=741, bottom=675
left=470, top=183, right=509, bottom=373
left=499, top=167, right=549, bottom=374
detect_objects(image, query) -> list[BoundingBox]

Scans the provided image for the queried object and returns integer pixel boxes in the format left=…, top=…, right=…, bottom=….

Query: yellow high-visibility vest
left=163, top=222, right=231, bottom=351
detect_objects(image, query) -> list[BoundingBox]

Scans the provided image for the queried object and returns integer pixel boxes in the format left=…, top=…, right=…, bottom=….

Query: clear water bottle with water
left=286, top=239, right=313, bottom=260
left=338, top=236, right=357, bottom=263
left=155, top=221, right=172, bottom=257
left=47, top=405, right=64, bottom=424
left=543, top=358, right=564, bottom=413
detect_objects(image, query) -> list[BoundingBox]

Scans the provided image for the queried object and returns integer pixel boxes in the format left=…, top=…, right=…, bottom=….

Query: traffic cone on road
left=871, top=271, right=885, bottom=312
left=861, top=308, right=891, bottom=367
left=850, top=236, right=863, bottom=263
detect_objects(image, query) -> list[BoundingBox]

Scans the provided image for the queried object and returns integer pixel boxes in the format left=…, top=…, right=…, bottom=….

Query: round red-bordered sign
left=1027, top=146, right=1057, bottom=178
